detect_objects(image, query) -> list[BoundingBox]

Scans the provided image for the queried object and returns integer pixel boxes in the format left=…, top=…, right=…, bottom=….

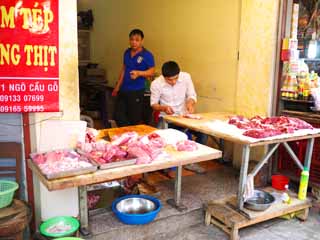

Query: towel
left=243, top=174, right=255, bottom=202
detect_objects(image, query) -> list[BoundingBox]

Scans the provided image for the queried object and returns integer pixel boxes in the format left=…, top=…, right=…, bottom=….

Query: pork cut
left=229, top=115, right=313, bottom=139
left=111, top=132, right=139, bottom=146
left=176, top=140, right=198, bottom=151
left=31, top=150, right=92, bottom=175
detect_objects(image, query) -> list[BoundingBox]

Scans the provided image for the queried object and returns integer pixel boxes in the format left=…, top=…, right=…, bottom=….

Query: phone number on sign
left=0, top=105, right=45, bottom=113
left=0, top=95, right=45, bottom=102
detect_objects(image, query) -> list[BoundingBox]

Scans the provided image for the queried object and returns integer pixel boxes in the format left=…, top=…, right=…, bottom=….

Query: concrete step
left=87, top=166, right=238, bottom=240
left=90, top=208, right=204, bottom=240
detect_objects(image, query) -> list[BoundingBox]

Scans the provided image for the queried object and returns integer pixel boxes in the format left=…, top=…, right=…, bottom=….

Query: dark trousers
left=114, top=90, right=144, bottom=127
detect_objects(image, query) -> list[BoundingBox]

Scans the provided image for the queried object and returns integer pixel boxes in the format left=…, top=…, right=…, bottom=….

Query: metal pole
left=237, top=145, right=250, bottom=210
left=174, top=165, right=182, bottom=206
left=304, top=138, right=315, bottom=171
left=79, top=186, right=90, bottom=235
left=282, top=142, right=304, bottom=171
left=250, top=143, right=280, bottom=177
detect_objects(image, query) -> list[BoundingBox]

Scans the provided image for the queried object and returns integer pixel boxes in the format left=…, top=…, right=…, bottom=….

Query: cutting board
left=97, top=124, right=156, bottom=140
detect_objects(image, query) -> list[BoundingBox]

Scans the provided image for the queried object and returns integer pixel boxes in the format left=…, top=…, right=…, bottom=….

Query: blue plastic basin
left=112, top=195, right=161, bottom=225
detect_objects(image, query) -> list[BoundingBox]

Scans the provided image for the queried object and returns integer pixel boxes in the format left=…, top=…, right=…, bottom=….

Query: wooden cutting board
left=97, top=124, right=156, bottom=140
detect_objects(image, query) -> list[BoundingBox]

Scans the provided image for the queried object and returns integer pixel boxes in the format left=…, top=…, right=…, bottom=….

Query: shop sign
left=0, top=0, right=59, bottom=113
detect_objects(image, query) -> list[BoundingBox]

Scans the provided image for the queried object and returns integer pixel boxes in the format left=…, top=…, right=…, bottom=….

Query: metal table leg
left=167, top=165, right=187, bottom=211
left=78, top=186, right=91, bottom=237
left=237, top=145, right=250, bottom=210
left=163, top=119, right=186, bottom=211
left=304, top=138, right=315, bottom=171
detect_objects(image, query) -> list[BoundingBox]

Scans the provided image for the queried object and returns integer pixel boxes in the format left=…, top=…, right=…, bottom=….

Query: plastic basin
left=55, top=238, right=84, bottom=240
left=112, top=195, right=161, bottom=225
left=39, top=216, right=79, bottom=238
left=0, top=180, right=19, bottom=208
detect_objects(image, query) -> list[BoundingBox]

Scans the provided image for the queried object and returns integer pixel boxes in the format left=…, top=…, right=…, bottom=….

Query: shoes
left=183, top=163, right=206, bottom=174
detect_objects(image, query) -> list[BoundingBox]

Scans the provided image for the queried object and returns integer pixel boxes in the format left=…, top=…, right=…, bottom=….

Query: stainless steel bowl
left=116, top=197, right=156, bottom=214
left=244, top=190, right=275, bottom=211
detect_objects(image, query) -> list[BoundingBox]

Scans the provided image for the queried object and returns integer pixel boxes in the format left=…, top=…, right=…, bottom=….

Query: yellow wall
left=236, top=0, right=279, bottom=117
left=78, top=0, right=240, bottom=113
left=233, top=0, right=280, bottom=167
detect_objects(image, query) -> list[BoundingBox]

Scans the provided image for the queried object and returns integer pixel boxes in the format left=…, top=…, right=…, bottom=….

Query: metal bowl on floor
left=244, top=190, right=275, bottom=211
left=116, top=197, right=156, bottom=214
left=112, top=195, right=161, bottom=225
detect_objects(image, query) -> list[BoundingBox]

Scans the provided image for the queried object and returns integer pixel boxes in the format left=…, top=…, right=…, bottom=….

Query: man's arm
left=150, top=79, right=174, bottom=115
left=130, top=67, right=155, bottom=80
left=185, top=74, right=197, bottom=113
left=185, top=98, right=196, bottom=114
left=112, top=65, right=125, bottom=96
left=151, top=103, right=174, bottom=115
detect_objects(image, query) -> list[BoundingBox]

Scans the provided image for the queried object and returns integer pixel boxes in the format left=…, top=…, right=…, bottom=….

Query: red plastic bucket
left=272, top=175, right=289, bottom=190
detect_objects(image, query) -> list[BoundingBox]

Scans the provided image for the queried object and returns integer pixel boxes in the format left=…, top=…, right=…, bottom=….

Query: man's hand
left=130, top=70, right=140, bottom=80
left=163, top=106, right=174, bottom=115
left=112, top=87, right=119, bottom=97
left=186, top=99, right=195, bottom=114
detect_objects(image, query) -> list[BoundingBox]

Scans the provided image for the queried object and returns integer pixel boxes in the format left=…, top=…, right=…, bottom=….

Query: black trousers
left=114, top=90, right=144, bottom=127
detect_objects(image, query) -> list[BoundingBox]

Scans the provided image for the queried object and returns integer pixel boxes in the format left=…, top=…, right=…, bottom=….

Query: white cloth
left=150, top=72, right=197, bottom=116
left=243, top=174, right=255, bottom=202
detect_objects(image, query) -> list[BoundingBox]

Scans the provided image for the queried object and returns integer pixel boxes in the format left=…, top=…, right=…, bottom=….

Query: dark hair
left=129, top=29, right=144, bottom=39
left=162, top=61, right=180, bottom=77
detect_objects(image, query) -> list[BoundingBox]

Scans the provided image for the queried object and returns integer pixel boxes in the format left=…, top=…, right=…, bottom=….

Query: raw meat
left=46, top=222, right=72, bottom=234
left=101, top=144, right=127, bottom=163
left=88, top=193, right=100, bottom=210
left=31, top=150, right=92, bottom=175
left=126, top=132, right=167, bottom=164
left=127, top=145, right=152, bottom=164
left=111, top=132, right=139, bottom=146
left=243, top=129, right=282, bottom=138
left=183, top=114, right=202, bottom=120
left=148, top=132, right=166, bottom=148
left=229, top=115, right=314, bottom=139
left=85, top=128, right=99, bottom=143
left=176, top=140, right=198, bottom=151
left=78, top=130, right=168, bottom=165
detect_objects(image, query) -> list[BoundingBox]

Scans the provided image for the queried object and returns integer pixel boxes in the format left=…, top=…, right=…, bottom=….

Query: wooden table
left=205, top=187, right=312, bottom=240
left=163, top=112, right=320, bottom=210
left=28, top=127, right=221, bottom=235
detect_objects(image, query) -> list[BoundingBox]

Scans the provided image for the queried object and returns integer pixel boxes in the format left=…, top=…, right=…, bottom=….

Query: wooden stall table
left=164, top=112, right=320, bottom=239
left=28, top=124, right=222, bottom=235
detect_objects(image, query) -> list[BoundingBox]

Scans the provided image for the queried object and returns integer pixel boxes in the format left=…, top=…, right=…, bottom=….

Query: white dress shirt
left=150, top=72, right=197, bottom=116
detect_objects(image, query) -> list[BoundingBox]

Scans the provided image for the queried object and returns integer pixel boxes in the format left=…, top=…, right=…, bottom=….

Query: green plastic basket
left=0, top=180, right=19, bottom=208
left=54, top=238, right=84, bottom=240
left=40, top=216, right=80, bottom=238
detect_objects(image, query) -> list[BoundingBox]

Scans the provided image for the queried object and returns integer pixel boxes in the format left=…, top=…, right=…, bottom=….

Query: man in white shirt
left=150, top=61, right=207, bottom=173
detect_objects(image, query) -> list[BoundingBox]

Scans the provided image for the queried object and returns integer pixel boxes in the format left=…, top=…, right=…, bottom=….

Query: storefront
left=3, top=1, right=320, bottom=240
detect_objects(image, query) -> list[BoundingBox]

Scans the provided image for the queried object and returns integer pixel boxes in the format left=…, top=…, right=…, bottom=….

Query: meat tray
left=91, top=158, right=137, bottom=170
left=30, top=149, right=98, bottom=180
left=76, top=149, right=137, bottom=170
left=31, top=159, right=97, bottom=180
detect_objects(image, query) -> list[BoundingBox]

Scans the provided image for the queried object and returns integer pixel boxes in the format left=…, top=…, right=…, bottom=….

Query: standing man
left=112, top=29, right=155, bottom=126
left=150, top=61, right=207, bottom=173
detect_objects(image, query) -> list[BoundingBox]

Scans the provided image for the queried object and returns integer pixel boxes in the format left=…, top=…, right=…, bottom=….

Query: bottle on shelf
left=303, top=73, right=311, bottom=100
left=281, top=184, right=292, bottom=204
